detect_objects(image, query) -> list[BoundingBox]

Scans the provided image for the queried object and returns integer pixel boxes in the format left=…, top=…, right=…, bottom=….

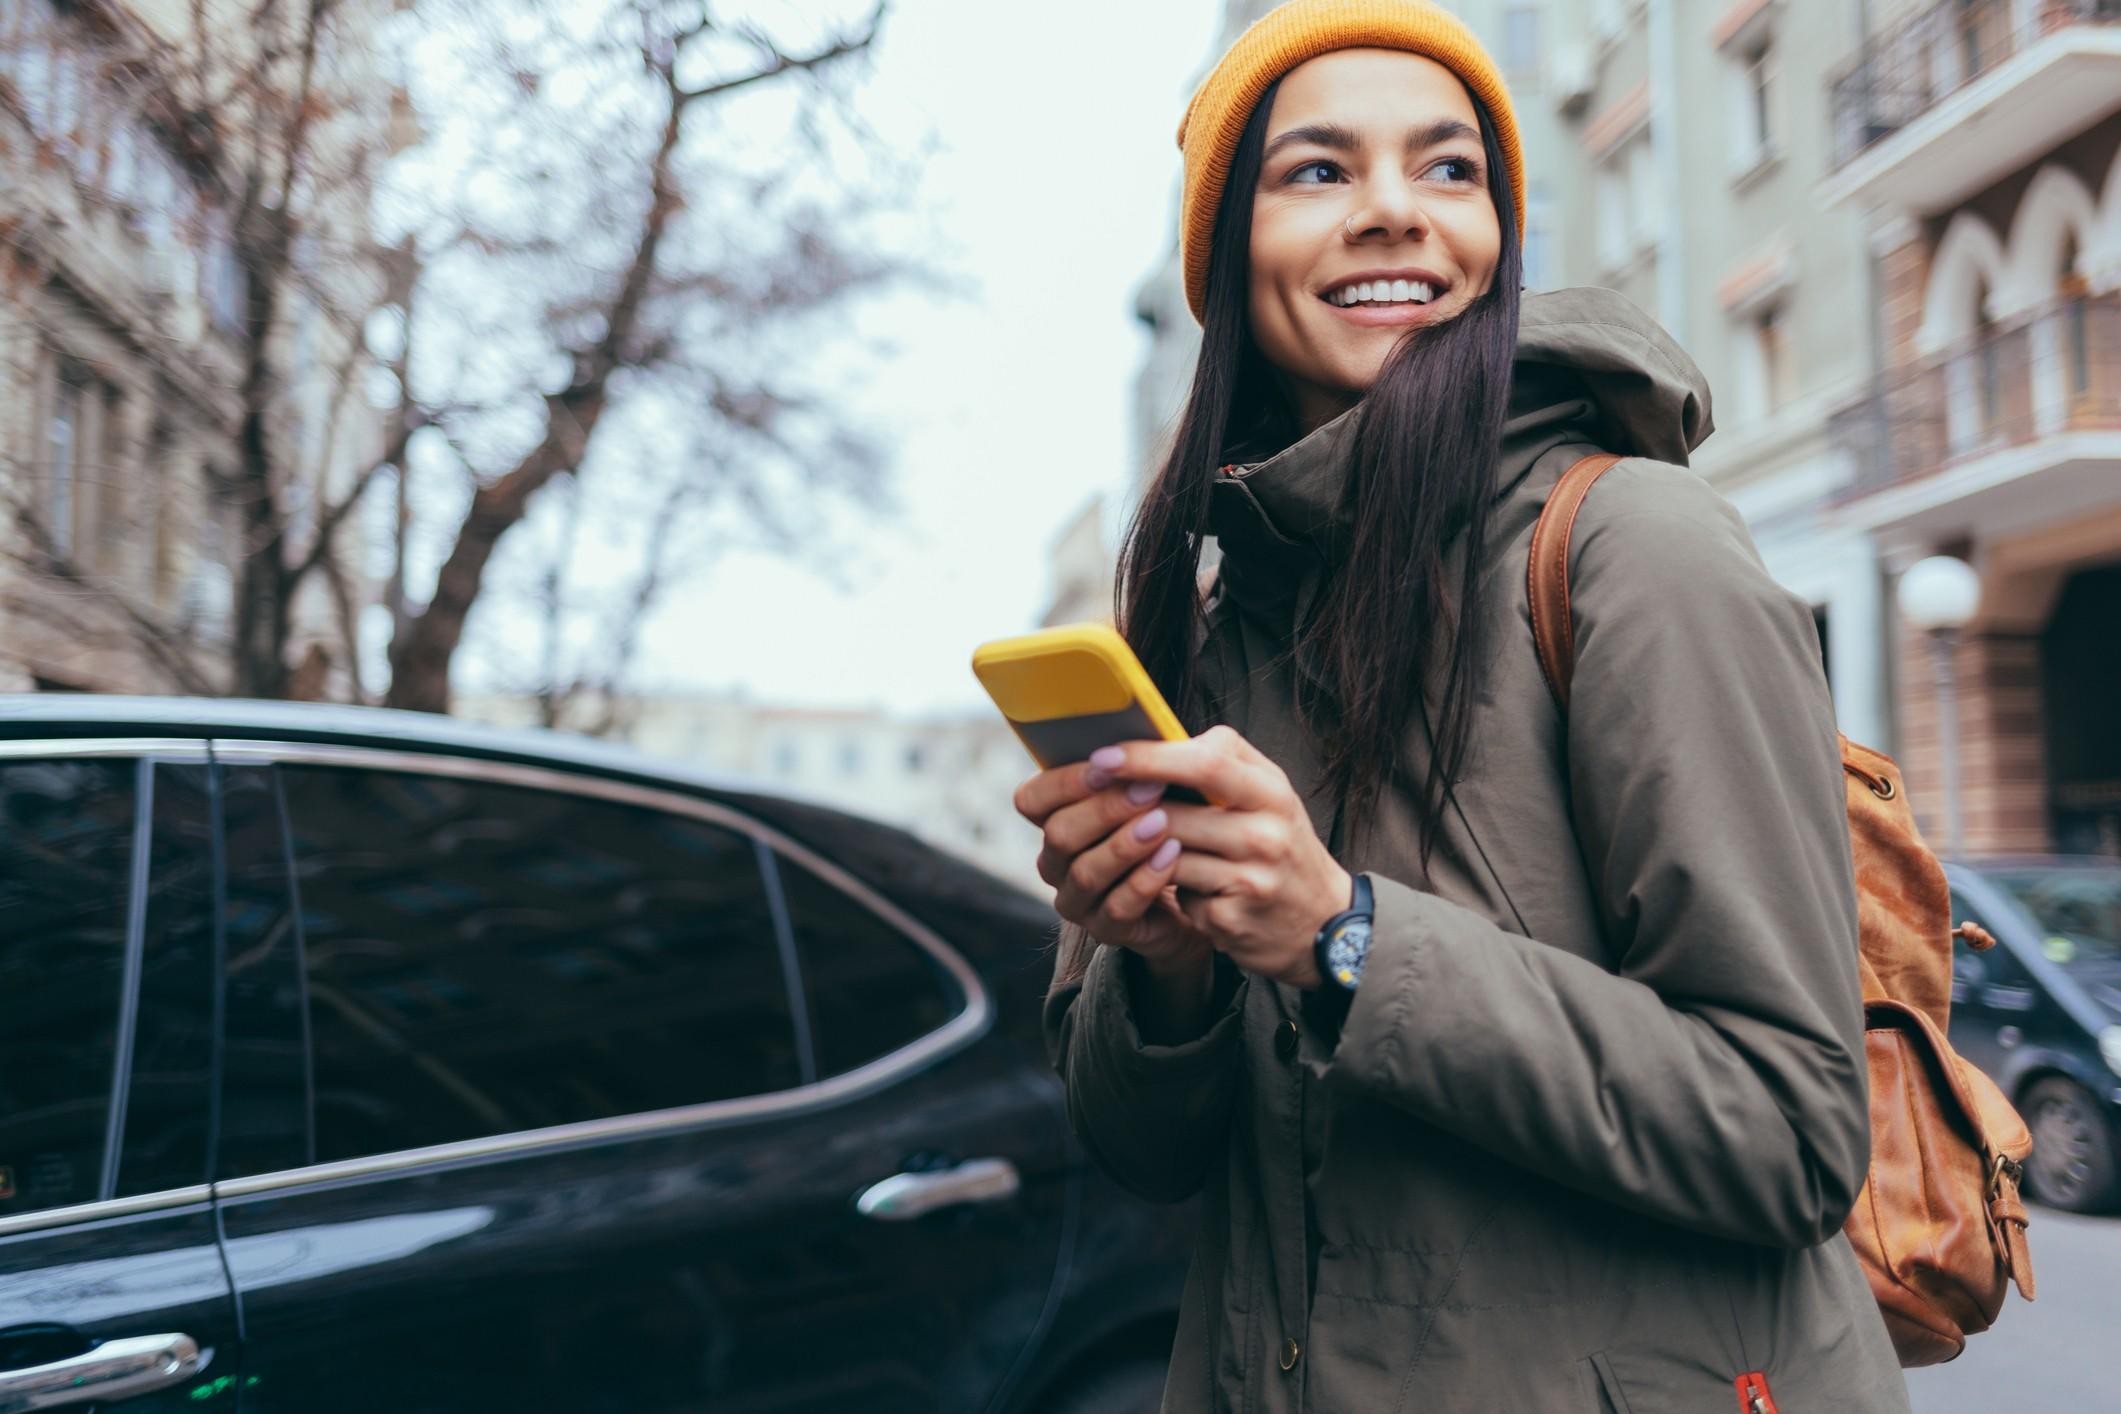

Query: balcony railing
left=1830, top=289, right=2121, bottom=499
left=1830, top=0, right=2121, bottom=165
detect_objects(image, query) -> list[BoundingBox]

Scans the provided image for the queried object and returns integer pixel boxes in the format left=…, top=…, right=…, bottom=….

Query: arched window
left=2060, top=233, right=2089, bottom=400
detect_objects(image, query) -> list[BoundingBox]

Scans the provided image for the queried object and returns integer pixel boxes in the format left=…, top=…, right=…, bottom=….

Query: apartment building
left=0, top=0, right=394, bottom=695
left=1819, top=0, right=2121, bottom=853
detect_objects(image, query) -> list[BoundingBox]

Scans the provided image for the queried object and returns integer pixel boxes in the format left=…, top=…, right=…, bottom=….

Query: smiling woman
left=1024, top=1, right=1917, bottom=1412
left=1247, top=53, right=1503, bottom=426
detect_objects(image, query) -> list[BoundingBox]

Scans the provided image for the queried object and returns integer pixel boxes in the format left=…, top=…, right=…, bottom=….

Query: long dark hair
left=1121, top=78, right=1522, bottom=870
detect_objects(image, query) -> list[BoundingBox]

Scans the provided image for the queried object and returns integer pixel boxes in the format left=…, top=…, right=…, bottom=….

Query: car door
left=209, top=746, right=1062, bottom=1412
left=0, top=748, right=242, bottom=1411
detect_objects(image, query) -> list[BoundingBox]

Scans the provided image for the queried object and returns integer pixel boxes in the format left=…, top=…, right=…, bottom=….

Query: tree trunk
left=231, top=203, right=294, bottom=700
left=382, top=395, right=603, bottom=713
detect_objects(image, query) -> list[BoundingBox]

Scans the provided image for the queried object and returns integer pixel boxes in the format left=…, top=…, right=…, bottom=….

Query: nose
left=1344, top=171, right=1432, bottom=244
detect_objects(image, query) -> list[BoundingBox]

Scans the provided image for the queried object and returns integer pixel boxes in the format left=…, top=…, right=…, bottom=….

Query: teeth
left=1330, top=280, right=1438, bottom=307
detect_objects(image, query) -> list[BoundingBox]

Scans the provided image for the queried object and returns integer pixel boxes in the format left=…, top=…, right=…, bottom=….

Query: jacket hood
left=1209, top=286, right=1713, bottom=569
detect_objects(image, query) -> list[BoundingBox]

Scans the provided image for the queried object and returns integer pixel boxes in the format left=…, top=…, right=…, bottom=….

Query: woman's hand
left=1088, top=726, right=1352, bottom=990
left=1013, top=757, right=1210, bottom=971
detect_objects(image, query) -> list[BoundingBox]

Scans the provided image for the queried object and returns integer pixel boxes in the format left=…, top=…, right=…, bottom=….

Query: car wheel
left=1038, top=1358, right=1166, bottom=1414
left=2021, top=1077, right=2121, bottom=1213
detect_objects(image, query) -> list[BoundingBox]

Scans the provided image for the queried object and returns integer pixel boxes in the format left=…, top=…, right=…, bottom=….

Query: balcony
left=1830, top=290, right=2121, bottom=531
left=1823, top=0, right=2121, bottom=214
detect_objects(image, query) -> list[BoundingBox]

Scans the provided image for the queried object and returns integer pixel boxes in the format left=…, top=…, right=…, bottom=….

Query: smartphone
left=972, top=623, right=1207, bottom=800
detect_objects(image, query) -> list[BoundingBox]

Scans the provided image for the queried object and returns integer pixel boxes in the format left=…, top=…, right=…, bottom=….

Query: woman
left=1019, top=2, right=1911, bottom=1411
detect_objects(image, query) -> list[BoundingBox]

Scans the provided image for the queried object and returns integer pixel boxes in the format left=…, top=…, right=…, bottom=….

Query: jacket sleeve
left=1043, top=928, right=1250, bottom=1204
left=1323, top=466, right=1870, bottom=1249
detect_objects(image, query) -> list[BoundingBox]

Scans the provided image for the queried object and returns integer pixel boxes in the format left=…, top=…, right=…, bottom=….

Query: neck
left=1281, top=372, right=1359, bottom=437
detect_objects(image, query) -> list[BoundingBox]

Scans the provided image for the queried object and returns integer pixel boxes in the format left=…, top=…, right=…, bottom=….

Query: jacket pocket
left=1593, top=1345, right=1742, bottom=1414
left=1580, top=1353, right=1633, bottom=1414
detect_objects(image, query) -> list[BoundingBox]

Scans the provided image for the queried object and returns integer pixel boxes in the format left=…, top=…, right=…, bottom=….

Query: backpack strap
left=1527, top=453, right=1627, bottom=712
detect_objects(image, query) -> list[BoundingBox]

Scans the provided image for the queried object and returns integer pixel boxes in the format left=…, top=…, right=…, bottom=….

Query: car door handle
left=856, top=1157, right=1020, bottom=1221
left=0, top=1332, right=204, bottom=1411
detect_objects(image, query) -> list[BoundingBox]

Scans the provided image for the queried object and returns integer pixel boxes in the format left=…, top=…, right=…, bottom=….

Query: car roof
left=0, top=693, right=794, bottom=805
left=1949, top=856, right=2121, bottom=873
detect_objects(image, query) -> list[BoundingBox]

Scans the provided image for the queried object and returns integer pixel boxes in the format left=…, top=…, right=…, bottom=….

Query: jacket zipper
left=1733, top=1372, right=1779, bottom=1414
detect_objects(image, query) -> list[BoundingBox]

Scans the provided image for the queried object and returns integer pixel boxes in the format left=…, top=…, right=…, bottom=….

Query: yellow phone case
left=971, top=623, right=1189, bottom=771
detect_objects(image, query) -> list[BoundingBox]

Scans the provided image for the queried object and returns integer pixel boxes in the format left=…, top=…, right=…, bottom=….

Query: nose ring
left=1344, top=215, right=1359, bottom=239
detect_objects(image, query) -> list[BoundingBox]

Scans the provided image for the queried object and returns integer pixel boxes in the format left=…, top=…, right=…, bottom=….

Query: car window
left=115, top=764, right=218, bottom=1197
left=0, top=758, right=137, bottom=1216
left=1989, top=867, right=2121, bottom=972
left=777, top=852, right=961, bottom=1077
left=278, top=764, right=800, bottom=1164
left=1949, top=889, right=2033, bottom=999
left=213, top=765, right=314, bottom=1180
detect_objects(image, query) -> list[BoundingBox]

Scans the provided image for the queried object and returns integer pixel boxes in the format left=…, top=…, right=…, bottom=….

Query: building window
left=1503, top=5, right=1539, bottom=78
left=1726, top=36, right=1777, bottom=172
left=838, top=739, right=862, bottom=777
left=1627, top=138, right=1660, bottom=251
left=2060, top=260, right=2090, bottom=400
left=1978, top=315, right=2001, bottom=432
left=46, top=370, right=79, bottom=557
left=1730, top=302, right=1791, bottom=424
left=904, top=743, right=925, bottom=773
left=1756, top=304, right=1789, bottom=413
left=1523, top=182, right=1552, bottom=290
left=1595, top=163, right=1629, bottom=270
left=773, top=741, right=799, bottom=776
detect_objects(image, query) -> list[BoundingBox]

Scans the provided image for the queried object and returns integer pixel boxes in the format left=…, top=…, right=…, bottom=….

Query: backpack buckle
left=1989, top=1152, right=2024, bottom=1197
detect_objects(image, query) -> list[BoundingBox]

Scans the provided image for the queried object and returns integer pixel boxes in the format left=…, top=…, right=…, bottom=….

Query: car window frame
left=0, top=735, right=991, bottom=1235
left=207, top=739, right=991, bottom=1197
left=0, top=738, right=216, bottom=1240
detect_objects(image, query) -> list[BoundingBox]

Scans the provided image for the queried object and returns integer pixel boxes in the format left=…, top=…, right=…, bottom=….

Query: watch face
left=1324, top=917, right=1372, bottom=988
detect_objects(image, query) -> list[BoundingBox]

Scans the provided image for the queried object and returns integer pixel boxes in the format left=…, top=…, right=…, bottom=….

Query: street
left=1905, top=1204, right=2118, bottom=1411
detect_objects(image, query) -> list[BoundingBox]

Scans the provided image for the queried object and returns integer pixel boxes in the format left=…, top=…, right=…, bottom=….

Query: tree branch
left=287, top=407, right=432, bottom=585
left=672, top=2, right=885, bottom=107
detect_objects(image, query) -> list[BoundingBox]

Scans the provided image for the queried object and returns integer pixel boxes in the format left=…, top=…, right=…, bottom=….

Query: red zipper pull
left=1733, top=1372, right=1779, bottom=1414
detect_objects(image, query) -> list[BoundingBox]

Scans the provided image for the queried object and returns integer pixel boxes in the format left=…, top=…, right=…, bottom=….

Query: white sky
left=620, top=0, right=1226, bottom=716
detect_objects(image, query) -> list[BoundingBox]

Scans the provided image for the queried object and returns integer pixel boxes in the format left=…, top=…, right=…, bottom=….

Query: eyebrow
left=1261, top=118, right=1481, bottom=164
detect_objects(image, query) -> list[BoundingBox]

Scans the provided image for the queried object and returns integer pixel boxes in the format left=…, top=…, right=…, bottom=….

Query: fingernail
left=1085, top=766, right=1113, bottom=790
left=1132, top=808, right=1168, bottom=842
left=1150, top=837, right=1182, bottom=869
left=1090, top=745, right=1126, bottom=770
left=1125, top=780, right=1164, bottom=806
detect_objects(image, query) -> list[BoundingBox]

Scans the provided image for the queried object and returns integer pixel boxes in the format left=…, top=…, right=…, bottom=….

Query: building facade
left=1820, top=0, right=2121, bottom=854
left=0, top=0, right=393, bottom=695
left=1545, top=0, right=1891, bottom=750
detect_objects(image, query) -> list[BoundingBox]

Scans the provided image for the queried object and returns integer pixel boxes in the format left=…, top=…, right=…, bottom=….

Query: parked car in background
left=0, top=697, right=1188, bottom=1413
left=1946, top=858, right=2121, bottom=1213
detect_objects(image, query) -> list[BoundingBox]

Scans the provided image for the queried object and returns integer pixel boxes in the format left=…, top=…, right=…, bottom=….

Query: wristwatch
left=1312, top=873, right=1375, bottom=991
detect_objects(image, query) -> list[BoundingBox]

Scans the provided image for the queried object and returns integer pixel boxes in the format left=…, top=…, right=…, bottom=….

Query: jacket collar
left=1205, top=286, right=1714, bottom=606
left=1205, top=361, right=1604, bottom=589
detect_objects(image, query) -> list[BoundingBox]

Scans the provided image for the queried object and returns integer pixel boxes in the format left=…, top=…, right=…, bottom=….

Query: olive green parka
left=1044, top=287, right=1911, bottom=1413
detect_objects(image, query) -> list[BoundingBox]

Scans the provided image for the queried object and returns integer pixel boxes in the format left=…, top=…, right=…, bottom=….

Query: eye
left=1426, top=156, right=1483, bottom=185
left=1286, top=159, right=1343, bottom=185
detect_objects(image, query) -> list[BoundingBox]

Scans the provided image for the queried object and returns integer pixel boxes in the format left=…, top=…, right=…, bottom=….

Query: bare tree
left=1, top=0, right=910, bottom=712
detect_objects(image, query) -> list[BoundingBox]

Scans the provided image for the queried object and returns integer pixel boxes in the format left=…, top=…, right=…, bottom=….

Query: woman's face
left=1247, top=49, right=1503, bottom=430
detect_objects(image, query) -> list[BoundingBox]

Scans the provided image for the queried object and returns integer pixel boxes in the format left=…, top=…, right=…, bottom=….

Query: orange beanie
left=1176, top=0, right=1525, bottom=323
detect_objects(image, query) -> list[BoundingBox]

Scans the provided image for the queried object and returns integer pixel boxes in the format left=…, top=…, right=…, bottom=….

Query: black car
left=0, top=696, right=1189, bottom=1413
left=1945, top=857, right=2121, bottom=1213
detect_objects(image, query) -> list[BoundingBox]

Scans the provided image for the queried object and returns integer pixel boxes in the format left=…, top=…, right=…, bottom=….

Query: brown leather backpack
left=1528, top=453, right=2037, bottom=1367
